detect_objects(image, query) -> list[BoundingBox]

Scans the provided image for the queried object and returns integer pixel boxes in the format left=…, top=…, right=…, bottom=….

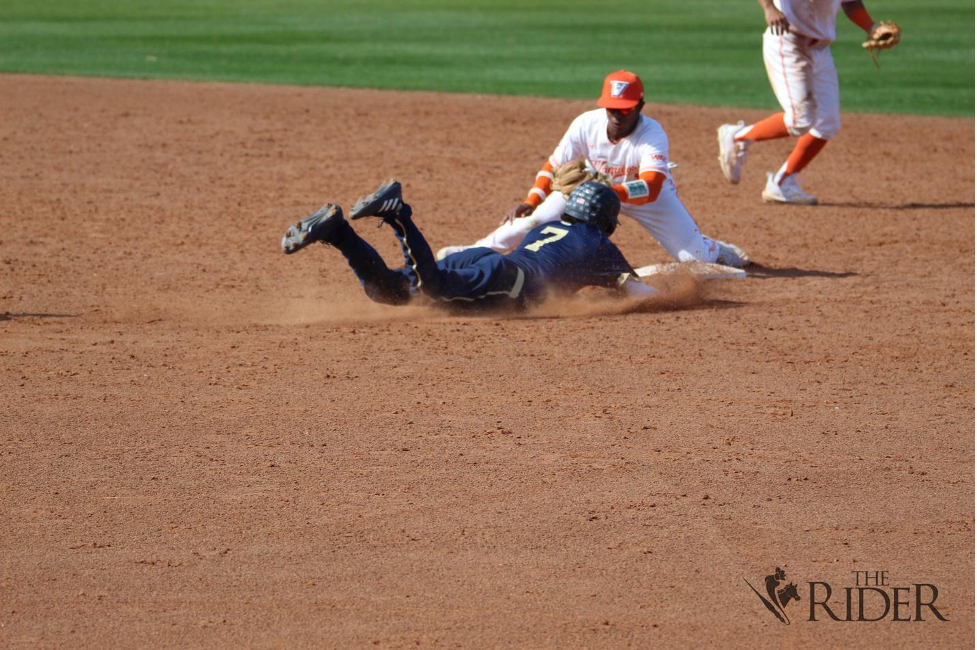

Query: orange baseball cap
left=596, top=70, right=644, bottom=109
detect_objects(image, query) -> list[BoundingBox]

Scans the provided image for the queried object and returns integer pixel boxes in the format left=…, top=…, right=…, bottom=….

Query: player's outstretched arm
left=843, top=0, right=901, bottom=68
left=610, top=171, right=666, bottom=206
left=841, top=0, right=874, bottom=32
left=757, top=0, right=789, bottom=34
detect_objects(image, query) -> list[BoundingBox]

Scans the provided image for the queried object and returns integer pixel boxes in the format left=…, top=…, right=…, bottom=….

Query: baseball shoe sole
left=350, top=179, right=404, bottom=220
left=717, top=121, right=747, bottom=184
left=281, top=203, right=345, bottom=254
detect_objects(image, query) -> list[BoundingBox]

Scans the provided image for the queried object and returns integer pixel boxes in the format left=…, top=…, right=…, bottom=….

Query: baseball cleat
left=714, top=240, right=751, bottom=268
left=436, top=245, right=470, bottom=261
left=762, top=172, right=818, bottom=205
left=350, top=179, right=405, bottom=220
left=717, top=121, right=749, bottom=184
left=281, top=203, right=345, bottom=254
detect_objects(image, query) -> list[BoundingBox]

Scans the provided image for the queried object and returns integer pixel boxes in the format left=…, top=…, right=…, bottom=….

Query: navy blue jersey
left=326, top=208, right=637, bottom=311
left=505, top=220, right=635, bottom=298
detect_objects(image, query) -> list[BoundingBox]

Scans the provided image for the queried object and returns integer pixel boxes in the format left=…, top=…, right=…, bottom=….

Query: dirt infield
left=1, top=74, right=973, bottom=648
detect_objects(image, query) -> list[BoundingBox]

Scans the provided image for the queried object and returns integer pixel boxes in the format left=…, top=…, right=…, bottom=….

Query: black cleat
left=281, top=203, right=345, bottom=254
left=350, top=179, right=405, bottom=220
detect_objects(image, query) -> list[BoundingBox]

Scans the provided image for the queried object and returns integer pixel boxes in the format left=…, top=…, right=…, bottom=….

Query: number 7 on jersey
left=524, top=226, right=569, bottom=252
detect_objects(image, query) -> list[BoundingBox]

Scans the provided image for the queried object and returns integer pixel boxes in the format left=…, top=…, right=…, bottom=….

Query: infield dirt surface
left=2, top=74, right=974, bottom=648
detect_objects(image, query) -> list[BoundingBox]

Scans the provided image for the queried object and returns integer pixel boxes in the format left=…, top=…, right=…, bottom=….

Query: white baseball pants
left=762, top=30, right=841, bottom=140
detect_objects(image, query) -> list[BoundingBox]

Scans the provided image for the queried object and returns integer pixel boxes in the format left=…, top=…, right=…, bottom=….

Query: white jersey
left=775, top=0, right=842, bottom=42
left=444, top=108, right=738, bottom=264
left=549, top=109, right=671, bottom=184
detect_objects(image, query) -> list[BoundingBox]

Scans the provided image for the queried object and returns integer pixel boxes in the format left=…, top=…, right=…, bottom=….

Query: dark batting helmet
left=563, top=181, right=621, bottom=236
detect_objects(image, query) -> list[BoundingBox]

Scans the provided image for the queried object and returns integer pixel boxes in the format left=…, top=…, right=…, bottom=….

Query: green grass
left=0, top=0, right=972, bottom=116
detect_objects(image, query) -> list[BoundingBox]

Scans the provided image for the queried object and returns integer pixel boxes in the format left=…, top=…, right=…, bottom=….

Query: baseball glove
left=550, top=158, right=613, bottom=196
left=862, top=20, right=901, bottom=67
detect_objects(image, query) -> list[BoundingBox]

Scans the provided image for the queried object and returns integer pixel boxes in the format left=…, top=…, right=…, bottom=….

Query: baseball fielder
left=281, top=180, right=656, bottom=311
left=717, top=0, right=901, bottom=204
left=437, top=70, right=750, bottom=268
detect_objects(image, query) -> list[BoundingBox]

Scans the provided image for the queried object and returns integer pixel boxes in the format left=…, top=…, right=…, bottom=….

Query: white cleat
left=717, top=121, right=749, bottom=184
left=436, top=245, right=470, bottom=261
left=715, top=240, right=751, bottom=268
left=761, top=172, right=818, bottom=205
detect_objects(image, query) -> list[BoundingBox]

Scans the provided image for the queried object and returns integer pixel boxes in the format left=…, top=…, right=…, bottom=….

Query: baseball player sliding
left=281, top=180, right=657, bottom=311
left=437, top=70, right=750, bottom=268
left=717, top=0, right=901, bottom=205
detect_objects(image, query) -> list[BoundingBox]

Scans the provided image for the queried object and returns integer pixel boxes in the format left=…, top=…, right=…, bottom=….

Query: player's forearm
left=756, top=0, right=778, bottom=11
left=611, top=171, right=665, bottom=205
left=525, top=161, right=554, bottom=208
left=842, top=1, right=874, bottom=31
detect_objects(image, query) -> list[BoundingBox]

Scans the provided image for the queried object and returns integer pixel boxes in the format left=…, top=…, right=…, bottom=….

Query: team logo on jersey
left=609, top=81, right=630, bottom=98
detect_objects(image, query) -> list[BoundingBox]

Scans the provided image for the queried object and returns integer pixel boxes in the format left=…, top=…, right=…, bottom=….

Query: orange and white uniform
left=762, top=0, right=845, bottom=141
left=471, top=108, right=722, bottom=263
left=717, top=1, right=880, bottom=203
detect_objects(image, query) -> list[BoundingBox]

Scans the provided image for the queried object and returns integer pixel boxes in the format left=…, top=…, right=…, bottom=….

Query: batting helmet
left=563, top=181, right=621, bottom=236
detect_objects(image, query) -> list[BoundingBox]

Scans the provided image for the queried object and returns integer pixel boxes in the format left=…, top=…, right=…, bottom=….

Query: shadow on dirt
left=818, top=201, right=974, bottom=210
left=0, top=312, right=78, bottom=321
left=618, top=297, right=745, bottom=315
left=515, top=296, right=746, bottom=320
left=747, top=264, right=856, bottom=280
left=509, top=274, right=729, bottom=319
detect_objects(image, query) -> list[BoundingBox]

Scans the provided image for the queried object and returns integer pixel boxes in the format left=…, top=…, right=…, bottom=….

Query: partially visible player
left=281, top=180, right=656, bottom=311
left=436, top=70, right=750, bottom=268
left=717, top=0, right=894, bottom=205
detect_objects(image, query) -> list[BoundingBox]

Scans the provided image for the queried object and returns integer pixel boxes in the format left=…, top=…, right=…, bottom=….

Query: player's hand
left=763, top=6, right=790, bottom=35
left=501, top=202, right=534, bottom=225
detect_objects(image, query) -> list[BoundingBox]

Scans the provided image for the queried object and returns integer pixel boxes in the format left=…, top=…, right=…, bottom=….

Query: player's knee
left=787, top=124, right=811, bottom=137
left=785, top=107, right=814, bottom=137
left=810, top=122, right=839, bottom=141
left=785, top=115, right=812, bottom=137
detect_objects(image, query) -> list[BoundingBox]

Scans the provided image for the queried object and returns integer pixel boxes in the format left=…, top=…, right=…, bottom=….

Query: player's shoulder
left=537, top=219, right=599, bottom=242
left=635, top=114, right=667, bottom=139
left=569, top=108, right=607, bottom=130
left=567, top=220, right=612, bottom=246
left=576, top=108, right=606, bottom=121
left=629, top=115, right=668, bottom=150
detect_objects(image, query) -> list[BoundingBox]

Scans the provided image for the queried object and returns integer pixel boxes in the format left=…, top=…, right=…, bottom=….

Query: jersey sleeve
left=637, top=123, right=671, bottom=176
left=524, top=114, right=589, bottom=208
left=611, top=170, right=665, bottom=205
left=524, top=161, right=554, bottom=208
left=548, top=114, right=588, bottom=169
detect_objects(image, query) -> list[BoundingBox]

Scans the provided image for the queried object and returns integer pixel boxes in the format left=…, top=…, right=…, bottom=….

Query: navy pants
left=328, top=206, right=526, bottom=310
